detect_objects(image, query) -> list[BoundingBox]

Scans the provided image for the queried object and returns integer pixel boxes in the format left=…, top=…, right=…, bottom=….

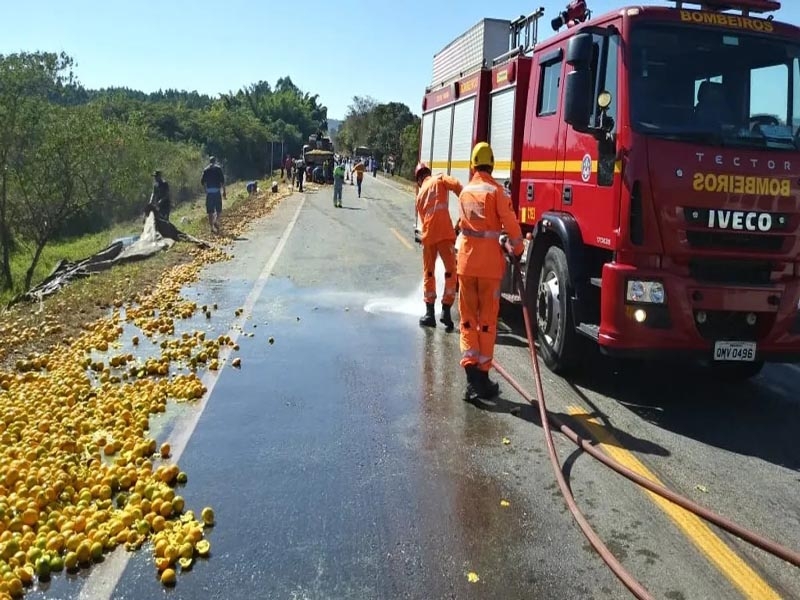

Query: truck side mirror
left=564, top=33, right=595, bottom=132
left=564, top=69, right=593, bottom=130
left=566, top=33, right=593, bottom=66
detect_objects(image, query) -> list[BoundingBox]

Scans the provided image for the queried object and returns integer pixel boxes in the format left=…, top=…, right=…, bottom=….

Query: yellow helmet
left=470, top=142, right=494, bottom=169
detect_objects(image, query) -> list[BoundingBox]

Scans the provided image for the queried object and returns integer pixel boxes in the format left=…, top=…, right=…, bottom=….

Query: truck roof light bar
left=666, top=0, right=780, bottom=15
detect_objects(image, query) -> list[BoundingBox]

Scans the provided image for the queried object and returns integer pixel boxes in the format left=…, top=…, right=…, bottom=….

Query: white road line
left=371, top=175, right=414, bottom=196
left=79, top=195, right=307, bottom=600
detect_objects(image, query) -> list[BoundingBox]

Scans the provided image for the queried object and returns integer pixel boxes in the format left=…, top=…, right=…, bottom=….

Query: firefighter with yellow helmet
left=456, top=141, right=524, bottom=400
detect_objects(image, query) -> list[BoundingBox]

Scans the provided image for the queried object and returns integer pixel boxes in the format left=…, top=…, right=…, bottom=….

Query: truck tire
left=706, top=360, right=765, bottom=381
left=533, top=245, right=580, bottom=374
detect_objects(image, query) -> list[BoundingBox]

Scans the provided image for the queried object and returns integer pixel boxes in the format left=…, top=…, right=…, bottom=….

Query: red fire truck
left=419, top=0, right=800, bottom=379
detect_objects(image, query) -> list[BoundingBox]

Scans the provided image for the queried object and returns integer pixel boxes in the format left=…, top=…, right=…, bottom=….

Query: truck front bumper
left=597, top=262, right=800, bottom=363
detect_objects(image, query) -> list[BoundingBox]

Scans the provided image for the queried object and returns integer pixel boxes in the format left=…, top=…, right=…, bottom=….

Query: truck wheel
left=533, top=245, right=579, bottom=374
left=706, top=360, right=765, bottom=381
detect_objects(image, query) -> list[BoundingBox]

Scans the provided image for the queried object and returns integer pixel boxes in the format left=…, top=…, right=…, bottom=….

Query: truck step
left=576, top=323, right=600, bottom=341
left=590, top=277, right=602, bottom=288
left=501, top=292, right=522, bottom=304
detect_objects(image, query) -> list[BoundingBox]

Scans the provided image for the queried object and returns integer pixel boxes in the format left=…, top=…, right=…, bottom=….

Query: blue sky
left=2, top=0, right=799, bottom=120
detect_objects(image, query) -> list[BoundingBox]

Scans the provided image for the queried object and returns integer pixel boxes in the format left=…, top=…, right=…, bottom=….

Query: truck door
left=562, top=29, right=622, bottom=250
left=522, top=47, right=567, bottom=217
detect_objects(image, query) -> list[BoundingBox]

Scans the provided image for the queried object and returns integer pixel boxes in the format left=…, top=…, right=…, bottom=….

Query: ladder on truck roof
left=493, top=7, right=545, bottom=66
left=666, top=0, right=780, bottom=15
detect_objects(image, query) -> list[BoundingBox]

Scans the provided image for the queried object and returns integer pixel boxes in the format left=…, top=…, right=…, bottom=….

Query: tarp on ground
left=7, top=210, right=209, bottom=308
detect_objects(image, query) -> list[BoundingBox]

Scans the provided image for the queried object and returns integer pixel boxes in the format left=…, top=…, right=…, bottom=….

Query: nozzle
left=551, top=12, right=567, bottom=31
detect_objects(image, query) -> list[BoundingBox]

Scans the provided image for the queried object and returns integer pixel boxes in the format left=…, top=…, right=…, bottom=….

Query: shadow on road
left=495, top=300, right=800, bottom=472
left=465, top=390, right=669, bottom=457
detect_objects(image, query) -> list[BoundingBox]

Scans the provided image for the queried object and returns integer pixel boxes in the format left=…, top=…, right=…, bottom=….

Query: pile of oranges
left=0, top=186, right=291, bottom=598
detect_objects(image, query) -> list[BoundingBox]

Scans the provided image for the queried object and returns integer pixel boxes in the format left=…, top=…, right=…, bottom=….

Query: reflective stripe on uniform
left=462, top=349, right=479, bottom=360
left=478, top=354, right=492, bottom=365
left=425, top=202, right=449, bottom=217
left=461, top=229, right=502, bottom=239
left=462, top=183, right=496, bottom=193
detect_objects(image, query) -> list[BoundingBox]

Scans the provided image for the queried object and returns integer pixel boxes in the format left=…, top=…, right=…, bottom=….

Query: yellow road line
left=565, top=406, right=780, bottom=599
left=390, top=227, right=414, bottom=251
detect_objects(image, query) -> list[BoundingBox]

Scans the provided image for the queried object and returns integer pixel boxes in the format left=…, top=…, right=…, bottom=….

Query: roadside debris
left=7, top=212, right=210, bottom=308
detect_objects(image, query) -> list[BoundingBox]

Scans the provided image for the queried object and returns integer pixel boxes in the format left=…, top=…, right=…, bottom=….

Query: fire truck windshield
left=629, top=22, right=800, bottom=150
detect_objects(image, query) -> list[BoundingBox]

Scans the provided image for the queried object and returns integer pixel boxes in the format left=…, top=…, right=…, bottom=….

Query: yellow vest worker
left=414, top=162, right=463, bottom=331
left=457, top=142, right=524, bottom=400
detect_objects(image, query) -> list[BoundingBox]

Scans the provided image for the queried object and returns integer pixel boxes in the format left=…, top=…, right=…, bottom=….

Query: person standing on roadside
left=150, top=170, right=171, bottom=221
left=295, top=159, right=304, bottom=192
left=201, top=156, right=226, bottom=234
left=285, top=155, right=293, bottom=183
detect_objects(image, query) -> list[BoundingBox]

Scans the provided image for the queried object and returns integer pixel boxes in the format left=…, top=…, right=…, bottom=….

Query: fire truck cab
left=419, top=0, right=800, bottom=379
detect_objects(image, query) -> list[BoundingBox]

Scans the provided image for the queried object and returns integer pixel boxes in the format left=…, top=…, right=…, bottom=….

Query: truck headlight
left=626, top=280, right=666, bottom=304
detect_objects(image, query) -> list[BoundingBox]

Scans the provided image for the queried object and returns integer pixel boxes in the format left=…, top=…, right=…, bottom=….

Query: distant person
left=351, top=160, right=366, bottom=198
left=333, top=160, right=345, bottom=208
left=150, top=170, right=171, bottom=221
left=295, top=159, right=304, bottom=192
left=246, top=181, right=258, bottom=196
left=284, top=156, right=293, bottom=182
left=201, top=156, right=226, bottom=234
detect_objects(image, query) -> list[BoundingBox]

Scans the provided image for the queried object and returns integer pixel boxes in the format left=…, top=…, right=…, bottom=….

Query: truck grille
left=689, top=259, right=773, bottom=286
left=694, top=310, right=773, bottom=342
left=685, top=231, right=785, bottom=252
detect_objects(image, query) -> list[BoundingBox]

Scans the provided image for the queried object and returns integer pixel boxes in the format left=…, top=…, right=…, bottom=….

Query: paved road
left=33, top=175, right=800, bottom=599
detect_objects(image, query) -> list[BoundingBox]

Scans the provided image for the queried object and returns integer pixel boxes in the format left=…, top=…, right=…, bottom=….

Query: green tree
left=399, top=119, right=421, bottom=178
left=334, top=97, right=420, bottom=177
left=334, top=96, right=378, bottom=155
left=0, top=51, right=75, bottom=289
left=11, top=104, right=113, bottom=288
left=367, top=102, right=416, bottom=163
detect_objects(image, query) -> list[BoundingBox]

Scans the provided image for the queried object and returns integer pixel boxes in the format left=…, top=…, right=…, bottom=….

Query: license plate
left=713, top=341, right=756, bottom=362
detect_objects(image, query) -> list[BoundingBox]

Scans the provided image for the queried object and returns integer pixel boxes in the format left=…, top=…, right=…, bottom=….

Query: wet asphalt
left=33, top=175, right=800, bottom=600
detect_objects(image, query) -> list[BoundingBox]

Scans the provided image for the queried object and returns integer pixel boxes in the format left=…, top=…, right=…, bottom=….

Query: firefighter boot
left=439, top=303, right=454, bottom=332
left=477, top=369, right=500, bottom=399
left=463, top=365, right=482, bottom=401
left=419, top=303, right=437, bottom=328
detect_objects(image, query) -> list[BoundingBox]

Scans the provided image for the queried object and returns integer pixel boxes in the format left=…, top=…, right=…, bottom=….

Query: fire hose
left=492, top=239, right=800, bottom=599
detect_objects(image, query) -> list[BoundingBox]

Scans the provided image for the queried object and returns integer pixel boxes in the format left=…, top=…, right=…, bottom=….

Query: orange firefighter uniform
left=415, top=164, right=462, bottom=330
left=457, top=142, right=523, bottom=399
